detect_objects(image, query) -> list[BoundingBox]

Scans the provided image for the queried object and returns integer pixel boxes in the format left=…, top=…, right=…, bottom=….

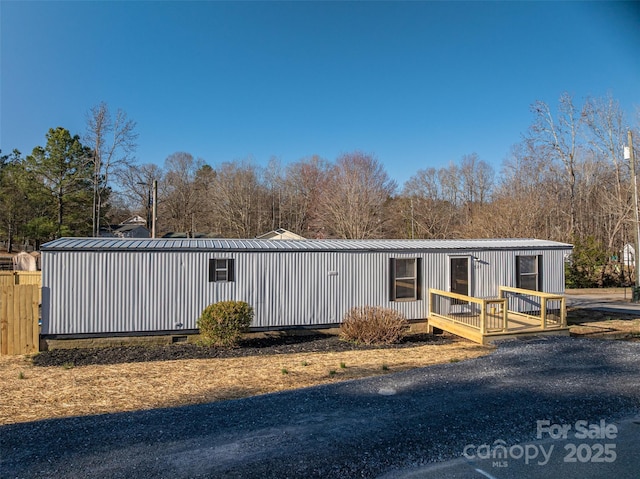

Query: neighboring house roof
left=120, top=215, right=147, bottom=225
left=98, top=225, right=150, bottom=239
left=162, top=232, right=219, bottom=238
left=42, top=237, right=572, bottom=253
left=115, top=225, right=149, bottom=239
left=256, top=228, right=306, bottom=240
left=116, top=224, right=148, bottom=233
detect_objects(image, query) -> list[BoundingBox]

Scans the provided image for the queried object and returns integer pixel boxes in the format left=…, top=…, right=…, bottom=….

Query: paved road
left=2, top=337, right=639, bottom=479
left=565, top=291, right=640, bottom=315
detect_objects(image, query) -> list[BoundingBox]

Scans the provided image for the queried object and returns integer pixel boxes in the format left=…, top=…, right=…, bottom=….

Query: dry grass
left=567, top=308, right=640, bottom=338
left=0, top=340, right=491, bottom=425
left=569, top=319, right=640, bottom=338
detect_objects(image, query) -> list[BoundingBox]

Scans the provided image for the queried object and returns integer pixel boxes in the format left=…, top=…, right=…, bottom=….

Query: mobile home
left=40, top=238, right=571, bottom=337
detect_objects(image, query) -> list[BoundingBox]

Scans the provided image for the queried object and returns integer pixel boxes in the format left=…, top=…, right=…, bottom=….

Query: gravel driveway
left=2, top=336, right=639, bottom=478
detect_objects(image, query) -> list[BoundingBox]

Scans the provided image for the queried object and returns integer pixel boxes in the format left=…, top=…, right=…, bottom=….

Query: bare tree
left=460, top=153, right=494, bottom=206
left=583, top=94, right=632, bottom=250
left=403, top=167, right=442, bottom=201
left=320, top=152, right=396, bottom=239
left=263, top=157, right=283, bottom=231
left=488, top=141, right=558, bottom=239
left=85, top=102, right=137, bottom=236
left=438, top=162, right=461, bottom=207
left=529, top=93, right=582, bottom=237
left=191, top=164, right=217, bottom=234
left=117, top=163, right=164, bottom=228
left=162, top=152, right=206, bottom=234
left=206, top=160, right=268, bottom=238
left=279, top=156, right=330, bottom=237
left=401, top=167, right=459, bottom=239
left=458, top=153, right=495, bottom=231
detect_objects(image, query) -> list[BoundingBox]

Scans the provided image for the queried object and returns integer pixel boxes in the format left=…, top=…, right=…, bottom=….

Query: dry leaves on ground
left=0, top=341, right=491, bottom=425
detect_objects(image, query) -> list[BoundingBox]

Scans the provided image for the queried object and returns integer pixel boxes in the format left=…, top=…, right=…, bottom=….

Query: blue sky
left=2, top=1, right=639, bottom=186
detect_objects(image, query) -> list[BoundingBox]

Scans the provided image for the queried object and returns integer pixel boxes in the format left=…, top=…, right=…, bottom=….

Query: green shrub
left=197, top=301, right=254, bottom=347
left=565, top=236, right=617, bottom=288
left=339, top=306, right=408, bottom=345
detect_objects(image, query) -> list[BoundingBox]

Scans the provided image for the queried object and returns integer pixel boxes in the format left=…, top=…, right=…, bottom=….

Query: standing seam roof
left=41, top=238, right=573, bottom=252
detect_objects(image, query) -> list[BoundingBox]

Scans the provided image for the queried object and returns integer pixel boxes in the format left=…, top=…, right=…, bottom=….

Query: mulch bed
left=33, top=333, right=454, bottom=367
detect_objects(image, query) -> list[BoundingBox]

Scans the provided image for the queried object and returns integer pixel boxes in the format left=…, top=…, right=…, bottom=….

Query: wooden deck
left=428, top=287, right=570, bottom=345
left=428, top=313, right=570, bottom=345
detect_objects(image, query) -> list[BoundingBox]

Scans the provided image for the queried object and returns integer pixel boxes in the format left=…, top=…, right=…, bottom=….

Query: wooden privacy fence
left=0, top=271, right=42, bottom=286
left=0, top=285, right=41, bottom=355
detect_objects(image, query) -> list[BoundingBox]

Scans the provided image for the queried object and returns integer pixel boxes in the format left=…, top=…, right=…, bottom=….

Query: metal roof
left=41, top=237, right=572, bottom=253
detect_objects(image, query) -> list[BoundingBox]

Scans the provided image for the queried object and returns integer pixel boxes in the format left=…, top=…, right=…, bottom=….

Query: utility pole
left=152, top=179, right=158, bottom=239
left=138, top=180, right=158, bottom=238
left=626, top=130, right=639, bottom=290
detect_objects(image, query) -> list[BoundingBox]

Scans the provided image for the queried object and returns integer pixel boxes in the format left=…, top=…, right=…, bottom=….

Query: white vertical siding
left=41, top=246, right=570, bottom=335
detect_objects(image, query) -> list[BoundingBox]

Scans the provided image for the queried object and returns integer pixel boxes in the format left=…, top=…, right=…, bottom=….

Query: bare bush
left=339, top=306, right=408, bottom=345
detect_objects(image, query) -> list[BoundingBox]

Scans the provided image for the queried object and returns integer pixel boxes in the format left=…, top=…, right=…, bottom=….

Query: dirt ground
left=0, top=334, right=491, bottom=425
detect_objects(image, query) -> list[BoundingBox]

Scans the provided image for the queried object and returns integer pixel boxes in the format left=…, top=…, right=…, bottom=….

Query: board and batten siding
left=40, top=238, right=571, bottom=336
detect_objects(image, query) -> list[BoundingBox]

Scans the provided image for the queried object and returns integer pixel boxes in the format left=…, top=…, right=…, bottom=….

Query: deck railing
left=498, top=286, right=566, bottom=329
left=429, top=289, right=508, bottom=334
left=430, top=287, right=567, bottom=336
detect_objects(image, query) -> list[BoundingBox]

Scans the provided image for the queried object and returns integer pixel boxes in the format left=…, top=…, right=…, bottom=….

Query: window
left=390, top=258, right=422, bottom=301
left=516, top=255, right=541, bottom=291
left=209, top=258, right=234, bottom=282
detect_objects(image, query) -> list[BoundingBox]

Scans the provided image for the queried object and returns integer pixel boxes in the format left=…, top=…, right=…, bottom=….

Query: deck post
left=502, top=300, right=508, bottom=331
left=480, top=300, right=487, bottom=335
left=541, top=297, right=547, bottom=329
left=429, top=290, right=435, bottom=317
left=427, top=290, right=435, bottom=333
left=497, top=288, right=506, bottom=332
